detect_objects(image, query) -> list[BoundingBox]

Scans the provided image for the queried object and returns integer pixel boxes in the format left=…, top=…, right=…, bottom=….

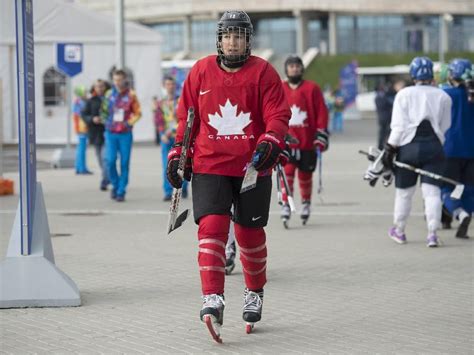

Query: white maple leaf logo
left=208, top=99, right=252, bottom=135
left=289, top=104, right=307, bottom=127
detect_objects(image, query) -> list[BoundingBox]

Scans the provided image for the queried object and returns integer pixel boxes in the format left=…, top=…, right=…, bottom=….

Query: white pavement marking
left=0, top=209, right=425, bottom=216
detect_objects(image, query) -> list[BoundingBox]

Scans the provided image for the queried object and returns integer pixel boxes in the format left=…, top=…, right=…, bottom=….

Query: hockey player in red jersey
left=166, top=11, right=290, bottom=342
left=280, top=55, right=329, bottom=226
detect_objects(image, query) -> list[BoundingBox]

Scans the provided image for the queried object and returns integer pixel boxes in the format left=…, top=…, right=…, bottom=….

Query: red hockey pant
left=281, top=163, right=313, bottom=203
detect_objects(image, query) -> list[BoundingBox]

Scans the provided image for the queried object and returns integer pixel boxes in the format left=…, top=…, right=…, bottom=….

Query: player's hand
left=381, top=143, right=398, bottom=171
left=252, top=133, right=285, bottom=171
left=278, top=144, right=291, bottom=166
left=166, top=143, right=192, bottom=189
left=313, top=129, right=329, bottom=152
left=363, top=167, right=381, bottom=187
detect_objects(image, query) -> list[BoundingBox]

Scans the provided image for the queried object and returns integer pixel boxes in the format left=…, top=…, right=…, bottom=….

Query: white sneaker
left=427, top=234, right=440, bottom=248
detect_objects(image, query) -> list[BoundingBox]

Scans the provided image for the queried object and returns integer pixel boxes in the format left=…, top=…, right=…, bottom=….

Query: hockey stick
left=359, top=149, right=465, bottom=200
left=276, top=163, right=296, bottom=212
left=167, top=107, right=195, bottom=235
left=316, top=148, right=323, bottom=194
left=276, top=165, right=283, bottom=205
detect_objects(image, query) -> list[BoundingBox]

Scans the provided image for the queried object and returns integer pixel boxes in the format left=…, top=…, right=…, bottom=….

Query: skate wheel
left=245, top=323, right=254, bottom=334
left=204, top=315, right=223, bottom=343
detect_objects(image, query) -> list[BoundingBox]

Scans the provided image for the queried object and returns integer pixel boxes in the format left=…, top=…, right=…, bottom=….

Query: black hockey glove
left=252, top=133, right=285, bottom=171
left=381, top=143, right=398, bottom=171
left=314, top=129, right=329, bottom=152
left=166, top=143, right=192, bottom=189
left=278, top=144, right=291, bottom=166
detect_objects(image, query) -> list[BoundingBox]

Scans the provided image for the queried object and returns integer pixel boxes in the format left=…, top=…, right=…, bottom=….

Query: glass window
left=337, top=16, right=354, bottom=29
left=337, top=15, right=404, bottom=54
left=425, top=16, right=440, bottom=53
left=254, top=18, right=296, bottom=54
left=43, top=67, right=66, bottom=107
left=192, top=20, right=215, bottom=53
left=450, top=15, right=474, bottom=51
left=151, top=22, right=184, bottom=53
left=308, top=19, right=328, bottom=51
left=337, top=16, right=356, bottom=53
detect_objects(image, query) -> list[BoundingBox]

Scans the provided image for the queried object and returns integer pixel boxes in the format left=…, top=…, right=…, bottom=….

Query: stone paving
left=0, top=120, right=472, bottom=354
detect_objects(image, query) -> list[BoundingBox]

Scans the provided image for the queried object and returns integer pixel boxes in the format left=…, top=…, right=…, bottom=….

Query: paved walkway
left=0, top=120, right=472, bottom=354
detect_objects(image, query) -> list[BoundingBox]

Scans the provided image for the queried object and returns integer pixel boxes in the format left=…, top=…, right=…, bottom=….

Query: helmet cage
left=216, top=11, right=253, bottom=68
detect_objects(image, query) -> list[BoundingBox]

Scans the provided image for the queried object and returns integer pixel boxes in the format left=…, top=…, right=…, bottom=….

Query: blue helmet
left=409, top=56, right=434, bottom=81
left=448, top=58, right=472, bottom=80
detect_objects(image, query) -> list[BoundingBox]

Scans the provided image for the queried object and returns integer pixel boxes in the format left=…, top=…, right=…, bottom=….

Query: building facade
left=76, top=0, right=474, bottom=58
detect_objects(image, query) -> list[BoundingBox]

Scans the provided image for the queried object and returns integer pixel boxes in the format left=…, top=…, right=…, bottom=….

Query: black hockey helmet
left=284, top=55, right=304, bottom=84
left=284, top=55, right=304, bottom=75
left=216, top=10, right=253, bottom=68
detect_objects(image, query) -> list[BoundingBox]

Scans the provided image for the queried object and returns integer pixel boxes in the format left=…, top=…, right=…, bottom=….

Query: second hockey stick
left=276, top=163, right=296, bottom=212
left=359, top=149, right=465, bottom=200
left=316, top=147, right=323, bottom=194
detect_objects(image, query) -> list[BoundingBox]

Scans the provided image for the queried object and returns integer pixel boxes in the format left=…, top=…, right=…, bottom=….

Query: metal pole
left=66, top=77, right=72, bottom=148
left=328, top=12, right=337, bottom=55
left=439, top=14, right=452, bottom=63
left=116, top=0, right=125, bottom=69
left=183, top=15, right=191, bottom=57
left=439, top=14, right=445, bottom=63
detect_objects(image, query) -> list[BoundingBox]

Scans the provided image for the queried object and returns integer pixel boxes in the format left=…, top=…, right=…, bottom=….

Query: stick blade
left=240, top=164, right=258, bottom=193
left=168, top=209, right=189, bottom=234
left=288, top=196, right=296, bottom=212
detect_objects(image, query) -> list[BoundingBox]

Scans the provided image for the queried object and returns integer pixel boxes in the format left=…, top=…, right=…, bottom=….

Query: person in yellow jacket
left=73, top=85, right=91, bottom=174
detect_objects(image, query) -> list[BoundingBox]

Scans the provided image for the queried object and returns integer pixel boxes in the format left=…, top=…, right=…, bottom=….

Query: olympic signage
left=57, top=43, right=83, bottom=77
left=339, top=61, right=358, bottom=106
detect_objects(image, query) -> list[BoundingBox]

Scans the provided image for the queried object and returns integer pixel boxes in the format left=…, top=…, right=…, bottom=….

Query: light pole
left=116, top=0, right=125, bottom=69
left=439, top=13, right=453, bottom=64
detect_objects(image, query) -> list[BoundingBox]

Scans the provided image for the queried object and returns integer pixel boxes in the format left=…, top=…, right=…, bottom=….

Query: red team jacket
left=282, top=80, right=328, bottom=150
left=176, top=55, right=290, bottom=177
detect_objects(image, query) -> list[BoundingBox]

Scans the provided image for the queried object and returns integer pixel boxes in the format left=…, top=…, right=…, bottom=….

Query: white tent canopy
left=0, top=0, right=162, bottom=144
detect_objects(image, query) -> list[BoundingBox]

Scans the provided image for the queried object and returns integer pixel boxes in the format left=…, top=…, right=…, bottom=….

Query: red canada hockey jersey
left=282, top=80, right=328, bottom=150
left=176, top=55, right=290, bottom=177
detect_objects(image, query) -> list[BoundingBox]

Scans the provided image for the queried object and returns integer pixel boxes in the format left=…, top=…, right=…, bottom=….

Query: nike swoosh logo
left=252, top=216, right=262, bottom=221
left=199, top=89, right=211, bottom=95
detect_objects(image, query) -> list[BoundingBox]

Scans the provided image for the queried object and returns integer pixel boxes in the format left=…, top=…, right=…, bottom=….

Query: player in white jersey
left=381, top=56, right=452, bottom=247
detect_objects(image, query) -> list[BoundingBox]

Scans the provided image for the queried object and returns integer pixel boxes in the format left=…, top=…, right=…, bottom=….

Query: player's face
left=221, top=30, right=246, bottom=56
left=287, top=63, right=303, bottom=77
